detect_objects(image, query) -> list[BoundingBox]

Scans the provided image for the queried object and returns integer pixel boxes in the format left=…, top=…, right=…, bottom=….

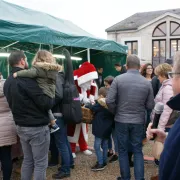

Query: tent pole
left=49, top=44, right=53, bottom=53
left=87, top=48, right=90, bottom=62
left=39, top=44, right=41, bottom=50
left=53, top=45, right=63, bottom=50
left=7, top=62, right=9, bottom=77
left=74, top=49, right=87, bottom=55
left=0, top=41, right=19, bottom=50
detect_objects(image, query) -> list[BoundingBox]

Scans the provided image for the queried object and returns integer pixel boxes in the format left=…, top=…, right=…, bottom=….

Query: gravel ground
left=0, top=125, right=158, bottom=180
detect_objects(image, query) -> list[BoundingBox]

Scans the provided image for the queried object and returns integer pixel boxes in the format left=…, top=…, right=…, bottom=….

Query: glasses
left=147, top=68, right=153, bottom=70
left=168, top=72, right=180, bottom=79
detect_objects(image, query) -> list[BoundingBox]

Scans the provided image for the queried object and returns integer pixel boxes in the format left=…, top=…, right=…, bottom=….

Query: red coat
left=67, top=74, right=98, bottom=143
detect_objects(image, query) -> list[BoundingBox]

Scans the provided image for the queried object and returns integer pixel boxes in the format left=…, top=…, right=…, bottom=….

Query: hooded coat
left=16, top=62, right=61, bottom=98
left=0, top=80, right=17, bottom=147
left=152, top=79, right=173, bottom=131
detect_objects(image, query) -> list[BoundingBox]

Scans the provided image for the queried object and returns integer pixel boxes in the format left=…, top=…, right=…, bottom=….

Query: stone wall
left=107, top=15, right=180, bottom=64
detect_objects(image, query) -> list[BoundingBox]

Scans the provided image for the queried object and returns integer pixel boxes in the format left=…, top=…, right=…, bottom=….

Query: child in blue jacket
left=87, top=87, right=114, bottom=171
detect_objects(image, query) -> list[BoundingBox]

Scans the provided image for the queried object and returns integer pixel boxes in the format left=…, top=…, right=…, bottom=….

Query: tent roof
left=0, top=0, right=94, bottom=37
left=0, top=0, right=127, bottom=54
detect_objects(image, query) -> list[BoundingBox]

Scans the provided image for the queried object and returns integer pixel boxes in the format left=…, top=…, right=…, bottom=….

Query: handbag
left=152, top=139, right=164, bottom=160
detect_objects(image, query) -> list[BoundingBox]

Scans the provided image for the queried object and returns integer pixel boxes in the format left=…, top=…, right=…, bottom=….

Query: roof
left=0, top=0, right=127, bottom=54
left=0, top=0, right=94, bottom=37
left=106, top=8, right=180, bottom=32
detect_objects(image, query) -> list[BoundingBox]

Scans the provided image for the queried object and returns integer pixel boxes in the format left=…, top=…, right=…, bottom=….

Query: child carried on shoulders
left=13, top=50, right=61, bottom=133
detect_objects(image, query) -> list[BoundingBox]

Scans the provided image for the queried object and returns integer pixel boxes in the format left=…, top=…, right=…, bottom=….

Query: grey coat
left=106, top=70, right=154, bottom=124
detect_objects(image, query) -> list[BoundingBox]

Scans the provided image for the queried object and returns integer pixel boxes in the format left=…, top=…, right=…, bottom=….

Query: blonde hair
left=155, top=63, right=172, bottom=78
left=32, top=50, right=55, bottom=65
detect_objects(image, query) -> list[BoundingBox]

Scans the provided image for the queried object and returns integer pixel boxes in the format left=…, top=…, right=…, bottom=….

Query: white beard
left=80, top=81, right=91, bottom=91
left=79, top=81, right=91, bottom=104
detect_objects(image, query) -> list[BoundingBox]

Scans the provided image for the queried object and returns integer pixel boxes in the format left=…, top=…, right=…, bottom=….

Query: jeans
left=115, top=122, right=144, bottom=180
left=54, top=117, right=74, bottom=174
left=16, top=125, right=50, bottom=180
left=144, top=109, right=152, bottom=138
left=108, top=129, right=118, bottom=153
left=0, top=146, right=12, bottom=180
left=108, top=137, right=112, bottom=150
left=49, top=133, right=59, bottom=164
left=112, top=128, right=118, bottom=153
left=94, top=137, right=108, bottom=165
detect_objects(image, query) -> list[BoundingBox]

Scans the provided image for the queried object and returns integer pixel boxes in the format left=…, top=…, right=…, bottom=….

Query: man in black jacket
left=51, top=72, right=74, bottom=179
left=96, top=68, right=104, bottom=89
left=4, top=51, right=53, bottom=180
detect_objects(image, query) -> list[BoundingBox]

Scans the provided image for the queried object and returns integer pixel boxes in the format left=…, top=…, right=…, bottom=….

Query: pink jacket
left=153, top=79, right=173, bottom=131
left=0, top=80, right=17, bottom=147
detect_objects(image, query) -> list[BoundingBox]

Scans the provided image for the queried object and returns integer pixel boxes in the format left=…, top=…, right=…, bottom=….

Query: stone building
left=106, top=9, right=180, bottom=66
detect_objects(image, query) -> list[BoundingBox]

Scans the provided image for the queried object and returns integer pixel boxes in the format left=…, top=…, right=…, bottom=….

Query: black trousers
left=0, top=146, right=12, bottom=180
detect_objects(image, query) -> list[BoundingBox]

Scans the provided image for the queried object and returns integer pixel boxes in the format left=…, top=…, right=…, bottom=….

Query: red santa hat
left=76, top=62, right=98, bottom=86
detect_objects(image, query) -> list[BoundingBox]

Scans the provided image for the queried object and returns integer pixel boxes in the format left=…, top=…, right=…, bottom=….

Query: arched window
left=152, top=22, right=167, bottom=37
left=170, top=21, right=180, bottom=36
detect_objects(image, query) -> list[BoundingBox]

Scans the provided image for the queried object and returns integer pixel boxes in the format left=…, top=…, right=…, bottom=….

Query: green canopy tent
left=0, top=0, right=127, bottom=78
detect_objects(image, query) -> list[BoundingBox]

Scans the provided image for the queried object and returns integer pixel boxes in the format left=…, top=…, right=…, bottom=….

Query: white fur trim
left=68, top=124, right=81, bottom=143
left=91, top=82, right=98, bottom=100
left=89, top=94, right=95, bottom=103
left=91, top=82, right=97, bottom=87
left=67, top=123, right=88, bottom=143
left=78, top=71, right=98, bottom=86
left=82, top=123, right=88, bottom=142
left=79, top=93, right=84, bottom=101
left=94, top=86, right=98, bottom=100
left=74, top=76, right=78, bottom=80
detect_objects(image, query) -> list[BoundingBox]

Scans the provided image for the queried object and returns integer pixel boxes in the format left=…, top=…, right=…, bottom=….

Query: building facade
left=106, top=9, right=180, bottom=66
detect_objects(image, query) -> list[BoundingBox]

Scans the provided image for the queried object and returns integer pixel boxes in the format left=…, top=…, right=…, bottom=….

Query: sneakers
left=72, top=153, right=76, bottom=159
left=109, top=154, right=118, bottom=163
left=58, top=164, right=75, bottom=171
left=103, top=162, right=107, bottom=167
left=52, top=171, right=70, bottom=179
left=50, top=123, right=60, bottom=133
left=107, top=151, right=114, bottom=157
left=48, top=161, right=59, bottom=167
left=117, top=177, right=122, bottom=180
left=91, top=162, right=105, bottom=171
left=83, top=149, right=92, bottom=156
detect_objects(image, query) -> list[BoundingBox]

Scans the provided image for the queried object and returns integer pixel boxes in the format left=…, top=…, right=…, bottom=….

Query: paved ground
left=0, top=125, right=158, bottom=180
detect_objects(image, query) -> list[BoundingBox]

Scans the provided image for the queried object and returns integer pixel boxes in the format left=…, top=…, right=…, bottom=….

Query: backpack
left=62, top=49, right=82, bottom=124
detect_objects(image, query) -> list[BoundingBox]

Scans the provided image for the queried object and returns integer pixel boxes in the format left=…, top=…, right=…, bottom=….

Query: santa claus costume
left=67, top=62, right=98, bottom=158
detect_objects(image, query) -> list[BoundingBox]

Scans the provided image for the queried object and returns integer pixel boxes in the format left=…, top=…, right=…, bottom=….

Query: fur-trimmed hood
left=0, top=80, right=5, bottom=97
left=97, top=97, right=108, bottom=109
left=34, top=62, right=62, bottom=71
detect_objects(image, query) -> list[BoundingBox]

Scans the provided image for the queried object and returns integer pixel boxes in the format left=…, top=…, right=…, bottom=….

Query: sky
left=4, top=0, right=180, bottom=39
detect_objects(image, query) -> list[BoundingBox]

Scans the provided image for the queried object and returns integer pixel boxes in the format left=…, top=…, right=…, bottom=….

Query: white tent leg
left=87, top=48, right=90, bottom=62
left=0, top=41, right=19, bottom=50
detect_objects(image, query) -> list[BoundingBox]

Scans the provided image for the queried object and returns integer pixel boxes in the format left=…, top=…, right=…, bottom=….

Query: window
left=152, top=40, right=166, bottom=67
left=170, top=22, right=180, bottom=36
left=153, top=22, right=167, bottom=37
left=170, top=39, right=180, bottom=57
left=125, top=41, right=138, bottom=55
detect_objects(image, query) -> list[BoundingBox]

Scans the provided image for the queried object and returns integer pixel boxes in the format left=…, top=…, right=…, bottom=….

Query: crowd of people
left=0, top=49, right=180, bottom=180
